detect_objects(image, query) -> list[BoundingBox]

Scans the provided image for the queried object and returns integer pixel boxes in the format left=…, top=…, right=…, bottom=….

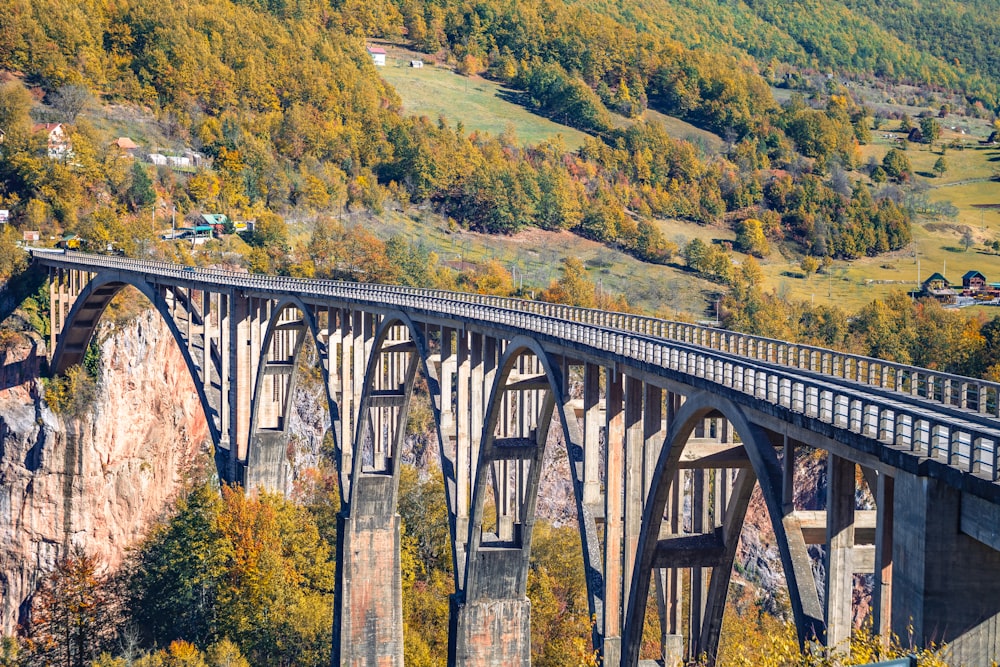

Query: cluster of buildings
left=367, top=45, right=424, bottom=68
left=24, top=124, right=206, bottom=170
left=920, top=270, right=999, bottom=304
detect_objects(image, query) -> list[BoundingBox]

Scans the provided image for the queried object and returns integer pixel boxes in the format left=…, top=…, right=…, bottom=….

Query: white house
left=33, top=123, right=72, bottom=160
left=410, top=60, right=424, bottom=68
left=367, top=46, right=387, bottom=67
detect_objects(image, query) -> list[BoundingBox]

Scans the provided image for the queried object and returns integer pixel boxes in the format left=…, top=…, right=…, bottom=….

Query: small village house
left=410, top=60, right=424, bottom=68
left=33, top=123, right=71, bottom=160
left=920, top=272, right=956, bottom=303
left=112, top=136, right=139, bottom=156
left=963, top=270, right=987, bottom=291
left=367, top=46, right=387, bottom=67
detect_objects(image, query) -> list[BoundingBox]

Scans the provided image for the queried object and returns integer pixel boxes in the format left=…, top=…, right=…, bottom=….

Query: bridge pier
left=891, top=472, right=1000, bottom=665
left=449, top=597, right=531, bottom=666
left=333, top=479, right=404, bottom=667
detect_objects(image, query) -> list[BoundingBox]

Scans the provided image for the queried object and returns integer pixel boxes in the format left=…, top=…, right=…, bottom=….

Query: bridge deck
left=31, top=249, right=1000, bottom=498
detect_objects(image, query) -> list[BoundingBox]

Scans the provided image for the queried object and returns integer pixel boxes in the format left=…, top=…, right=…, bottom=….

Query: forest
left=1, top=0, right=947, bottom=273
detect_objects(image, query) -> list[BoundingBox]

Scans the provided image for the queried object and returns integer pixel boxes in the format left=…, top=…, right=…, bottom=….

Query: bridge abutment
left=892, top=472, right=1000, bottom=665
left=333, top=510, right=404, bottom=667
left=448, top=596, right=531, bottom=666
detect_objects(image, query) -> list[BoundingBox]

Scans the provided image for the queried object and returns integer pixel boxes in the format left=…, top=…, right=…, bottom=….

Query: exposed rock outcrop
left=0, top=310, right=210, bottom=633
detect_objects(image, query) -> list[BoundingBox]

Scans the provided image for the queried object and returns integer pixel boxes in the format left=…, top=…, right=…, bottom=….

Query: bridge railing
left=34, top=250, right=1000, bottom=437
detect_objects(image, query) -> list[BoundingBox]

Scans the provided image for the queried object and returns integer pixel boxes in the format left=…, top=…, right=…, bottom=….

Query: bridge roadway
left=30, top=250, right=1000, bottom=666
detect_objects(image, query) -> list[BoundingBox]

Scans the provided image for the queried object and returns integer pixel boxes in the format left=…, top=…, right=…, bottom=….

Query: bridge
left=31, top=250, right=1000, bottom=666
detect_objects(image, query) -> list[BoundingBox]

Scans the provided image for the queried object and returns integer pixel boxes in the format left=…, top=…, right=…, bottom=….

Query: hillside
left=570, top=0, right=999, bottom=105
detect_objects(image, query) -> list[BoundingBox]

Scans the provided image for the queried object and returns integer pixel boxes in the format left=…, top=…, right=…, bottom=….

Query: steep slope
left=0, top=311, right=210, bottom=632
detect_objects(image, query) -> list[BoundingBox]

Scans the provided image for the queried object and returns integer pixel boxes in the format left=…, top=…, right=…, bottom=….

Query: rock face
left=0, top=310, right=210, bottom=633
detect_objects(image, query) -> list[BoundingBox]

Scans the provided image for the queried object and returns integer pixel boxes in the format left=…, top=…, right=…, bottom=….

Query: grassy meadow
left=376, top=45, right=591, bottom=149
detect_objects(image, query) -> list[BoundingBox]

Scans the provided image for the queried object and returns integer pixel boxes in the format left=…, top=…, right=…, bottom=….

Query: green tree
left=127, top=163, right=157, bottom=213
left=131, top=483, right=232, bottom=648
left=881, top=148, right=911, bottom=181
left=682, top=238, right=709, bottom=273
left=919, top=116, right=941, bottom=145
left=932, top=156, right=948, bottom=177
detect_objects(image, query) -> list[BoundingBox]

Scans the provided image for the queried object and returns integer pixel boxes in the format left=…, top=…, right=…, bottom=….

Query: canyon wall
left=0, top=309, right=210, bottom=633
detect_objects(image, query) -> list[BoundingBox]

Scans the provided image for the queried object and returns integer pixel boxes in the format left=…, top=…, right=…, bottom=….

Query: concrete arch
left=245, top=297, right=326, bottom=491
left=345, top=312, right=423, bottom=512
left=622, top=392, right=825, bottom=667
left=464, top=335, right=560, bottom=586
left=50, top=273, right=222, bottom=449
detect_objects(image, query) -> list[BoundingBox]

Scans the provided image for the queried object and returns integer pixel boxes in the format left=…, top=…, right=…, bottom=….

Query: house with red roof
left=367, top=45, right=387, bottom=67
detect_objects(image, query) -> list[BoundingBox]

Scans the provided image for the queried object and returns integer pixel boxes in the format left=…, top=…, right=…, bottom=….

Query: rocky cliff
left=0, top=310, right=210, bottom=633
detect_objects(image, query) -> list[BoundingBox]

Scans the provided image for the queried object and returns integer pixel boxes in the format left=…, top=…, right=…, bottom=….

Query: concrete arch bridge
left=31, top=250, right=1000, bottom=666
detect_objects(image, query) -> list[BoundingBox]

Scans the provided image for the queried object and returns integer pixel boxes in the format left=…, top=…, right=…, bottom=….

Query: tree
left=0, top=227, right=27, bottom=283
left=248, top=211, right=288, bottom=248
left=127, top=163, right=156, bottom=213
left=919, top=116, right=941, bottom=146
left=460, top=260, right=515, bottom=296
left=682, top=238, right=709, bottom=272
left=933, top=156, right=948, bottom=177
left=962, top=228, right=975, bottom=251
left=881, top=148, right=911, bottom=181
left=25, top=549, right=121, bottom=667
left=539, top=257, right=597, bottom=308
left=735, top=218, right=769, bottom=258
left=130, top=483, right=335, bottom=665
left=800, top=256, right=820, bottom=276
left=48, top=85, right=92, bottom=122
left=0, top=81, right=33, bottom=138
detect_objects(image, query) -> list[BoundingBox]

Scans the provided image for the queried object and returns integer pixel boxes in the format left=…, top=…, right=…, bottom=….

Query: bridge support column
left=449, top=597, right=531, bottom=666
left=333, top=506, right=404, bottom=667
left=824, top=454, right=855, bottom=652
left=891, top=473, right=1000, bottom=665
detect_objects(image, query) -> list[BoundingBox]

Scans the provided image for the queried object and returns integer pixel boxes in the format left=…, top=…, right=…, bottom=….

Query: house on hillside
left=200, top=213, right=229, bottom=234
left=57, top=234, right=80, bottom=249
left=963, top=270, right=987, bottom=291
left=367, top=46, right=387, bottom=67
left=33, top=123, right=71, bottom=160
left=112, top=137, right=139, bottom=157
left=410, top=60, right=424, bottom=68
left=921, top=272, right=956, bottom=302
left=147, top=149, right=206, bottom=169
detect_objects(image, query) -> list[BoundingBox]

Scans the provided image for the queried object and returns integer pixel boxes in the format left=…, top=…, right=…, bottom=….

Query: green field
left=377, top=50, right=591, bottom=149
left=377, top=45, right=724, bottom=154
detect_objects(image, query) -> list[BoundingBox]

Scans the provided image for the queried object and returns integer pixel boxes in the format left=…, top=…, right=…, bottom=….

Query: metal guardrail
left=32, top=249, right=1000, bottom=486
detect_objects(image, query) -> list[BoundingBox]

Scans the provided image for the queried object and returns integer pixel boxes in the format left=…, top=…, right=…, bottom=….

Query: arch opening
left=50, top=273, right=222, bottom=451
left=624, top=393, right=825, bottom=667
